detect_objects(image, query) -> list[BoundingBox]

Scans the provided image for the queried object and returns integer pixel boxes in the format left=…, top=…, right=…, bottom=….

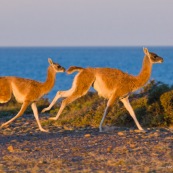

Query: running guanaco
left=42, top=48, right=163, bottom=132
left=0, top=58, right=65, bottom=132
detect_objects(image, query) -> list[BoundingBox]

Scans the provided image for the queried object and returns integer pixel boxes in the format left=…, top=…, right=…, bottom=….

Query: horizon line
left=0, top=45, right=173, bottom=48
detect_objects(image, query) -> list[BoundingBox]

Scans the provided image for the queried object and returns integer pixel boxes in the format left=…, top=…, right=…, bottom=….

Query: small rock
left=84, top=134, right=91, bottom=138
left=39, top=160, right=47, bottom=164
left=107, top=146, right=113, bottom=152
left=24, top=148, right=32, bottom=152
left=7, top=145, right=14, bottom=152
left=118, top=132, right=124, bottom=136
left=129, top=143, right=136, bottom=148
left=153, top=132, right=159, bottom=137
left=34, top=147, right=41, bottom=151
left=63, top=126, right=74, bottom=130
left=11, top=140, right=17, bottom=143
left=169, top=125, right=173, bottom=129
left=134, top=129, right=146, bottom=133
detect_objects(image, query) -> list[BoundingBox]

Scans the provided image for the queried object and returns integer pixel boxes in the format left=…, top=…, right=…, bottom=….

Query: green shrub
left=2, top=80, right=173, bottom=129
left=147, top=81, right=170, bottom=104
left=160, top=90, right=173, bottom=125
left=145, top=102, right=165, bottom=127
left=49, top=81, right=173, bottom=129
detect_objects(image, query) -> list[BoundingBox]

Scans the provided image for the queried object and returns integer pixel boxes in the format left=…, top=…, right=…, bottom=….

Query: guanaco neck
left=135, top=55, right=152, bottom=88
left=42, top=66, right=56, bottom=94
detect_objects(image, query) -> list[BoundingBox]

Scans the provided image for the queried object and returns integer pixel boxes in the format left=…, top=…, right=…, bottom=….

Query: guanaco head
left=48, top=58, right=65, bottom=72
left=143, top=48, right=164, bottom=64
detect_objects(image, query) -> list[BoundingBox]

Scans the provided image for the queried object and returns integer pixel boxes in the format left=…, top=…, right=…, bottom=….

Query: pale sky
left=0, top=0, right=173, bottom=46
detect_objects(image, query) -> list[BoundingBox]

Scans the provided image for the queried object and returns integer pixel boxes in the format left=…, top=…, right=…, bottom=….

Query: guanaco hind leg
left=120, top=96, right=143, bottom=130
left=31, top=102, right=48, bottom=132
left=49, top=92, right=86, bottom=120
left=99, top=94, right=118, bottom=132
left=0, top=101, right=30, bottom=128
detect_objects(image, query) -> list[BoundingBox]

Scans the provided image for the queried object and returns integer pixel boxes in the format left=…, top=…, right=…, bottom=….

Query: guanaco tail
left=42, top=48, right=163, bottom=132
left=0, top=58, right=65, bottom=132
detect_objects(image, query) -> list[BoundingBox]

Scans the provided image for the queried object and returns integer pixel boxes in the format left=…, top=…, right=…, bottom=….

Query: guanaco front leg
left=99, top=106, right=111, bottom=132
left=120, top=96, right=144, bottom=130
left=42, top=89, right=73, bottom=113
left=49, top=92, right=81, bottom=120
left=0, top=101, right=30, bottom=128
left=41, top=91, right=61, bottom=113
left=31, top=102, right=48, bottom=132
left=99, top=94, right=118, bottom=132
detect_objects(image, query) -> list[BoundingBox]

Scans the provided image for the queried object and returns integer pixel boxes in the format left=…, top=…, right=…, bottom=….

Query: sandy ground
left=0, top=114, right=173, bottom=173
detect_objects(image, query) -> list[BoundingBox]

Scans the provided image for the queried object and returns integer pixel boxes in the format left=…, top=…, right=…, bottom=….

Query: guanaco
left=42, top=48, right=163, bottom=132
left=0, top=58, right=65, bottom=132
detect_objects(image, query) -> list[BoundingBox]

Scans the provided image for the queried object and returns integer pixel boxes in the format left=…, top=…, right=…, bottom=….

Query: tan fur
left=0, top=58, right=65, bottom=132
left=66, top=66, right=84, bottom=74
left=42, top=48, right=164, bottom=132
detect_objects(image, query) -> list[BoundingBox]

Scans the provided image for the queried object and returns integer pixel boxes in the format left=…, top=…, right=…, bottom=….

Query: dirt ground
left=0, top=114, right=173, bottom=173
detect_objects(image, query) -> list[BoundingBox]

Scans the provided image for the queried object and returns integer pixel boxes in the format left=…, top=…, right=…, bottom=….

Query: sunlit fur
left=0, top=58, right=65, bottom=132
left=42, top=48, right=163, bottom=132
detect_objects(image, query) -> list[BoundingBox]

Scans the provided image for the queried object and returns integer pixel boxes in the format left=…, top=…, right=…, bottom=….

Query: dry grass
left=1, top=80, right=173, bottom=129
left=40, top=81, right=173, bottom=130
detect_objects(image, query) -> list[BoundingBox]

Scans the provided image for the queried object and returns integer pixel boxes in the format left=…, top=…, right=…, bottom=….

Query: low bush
left=1, top=80, right=173, bottom=129
left=160, top=90, right=173, bottom=125
left=49, top=80, right=173, bottom=128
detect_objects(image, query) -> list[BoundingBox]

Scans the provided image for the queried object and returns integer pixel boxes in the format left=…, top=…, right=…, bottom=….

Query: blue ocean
left=0, top=47, right=172, bottom=100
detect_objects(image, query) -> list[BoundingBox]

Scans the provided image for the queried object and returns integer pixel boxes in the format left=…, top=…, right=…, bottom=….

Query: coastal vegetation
left=47, top=80, right=173, bottom=129
left=0, top=80, right=173, bottom=128
left=1, top=80, right=173, bottom=129
left=0, top=80, right=173, bottom=172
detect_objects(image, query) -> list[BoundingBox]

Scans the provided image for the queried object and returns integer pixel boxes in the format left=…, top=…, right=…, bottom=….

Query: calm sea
left=0, top=47, right=172, bottom=100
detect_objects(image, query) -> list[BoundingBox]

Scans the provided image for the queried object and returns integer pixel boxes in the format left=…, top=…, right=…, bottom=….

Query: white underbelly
left=11, top=83, right=25, bottom=103
left=93, top=80, right=114, bottom=99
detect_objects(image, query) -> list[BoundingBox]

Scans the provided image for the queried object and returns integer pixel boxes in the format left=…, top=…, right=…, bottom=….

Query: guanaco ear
left=48, top=58, right=53, bottom=65
left=143, top=48, right=149, bottom=56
